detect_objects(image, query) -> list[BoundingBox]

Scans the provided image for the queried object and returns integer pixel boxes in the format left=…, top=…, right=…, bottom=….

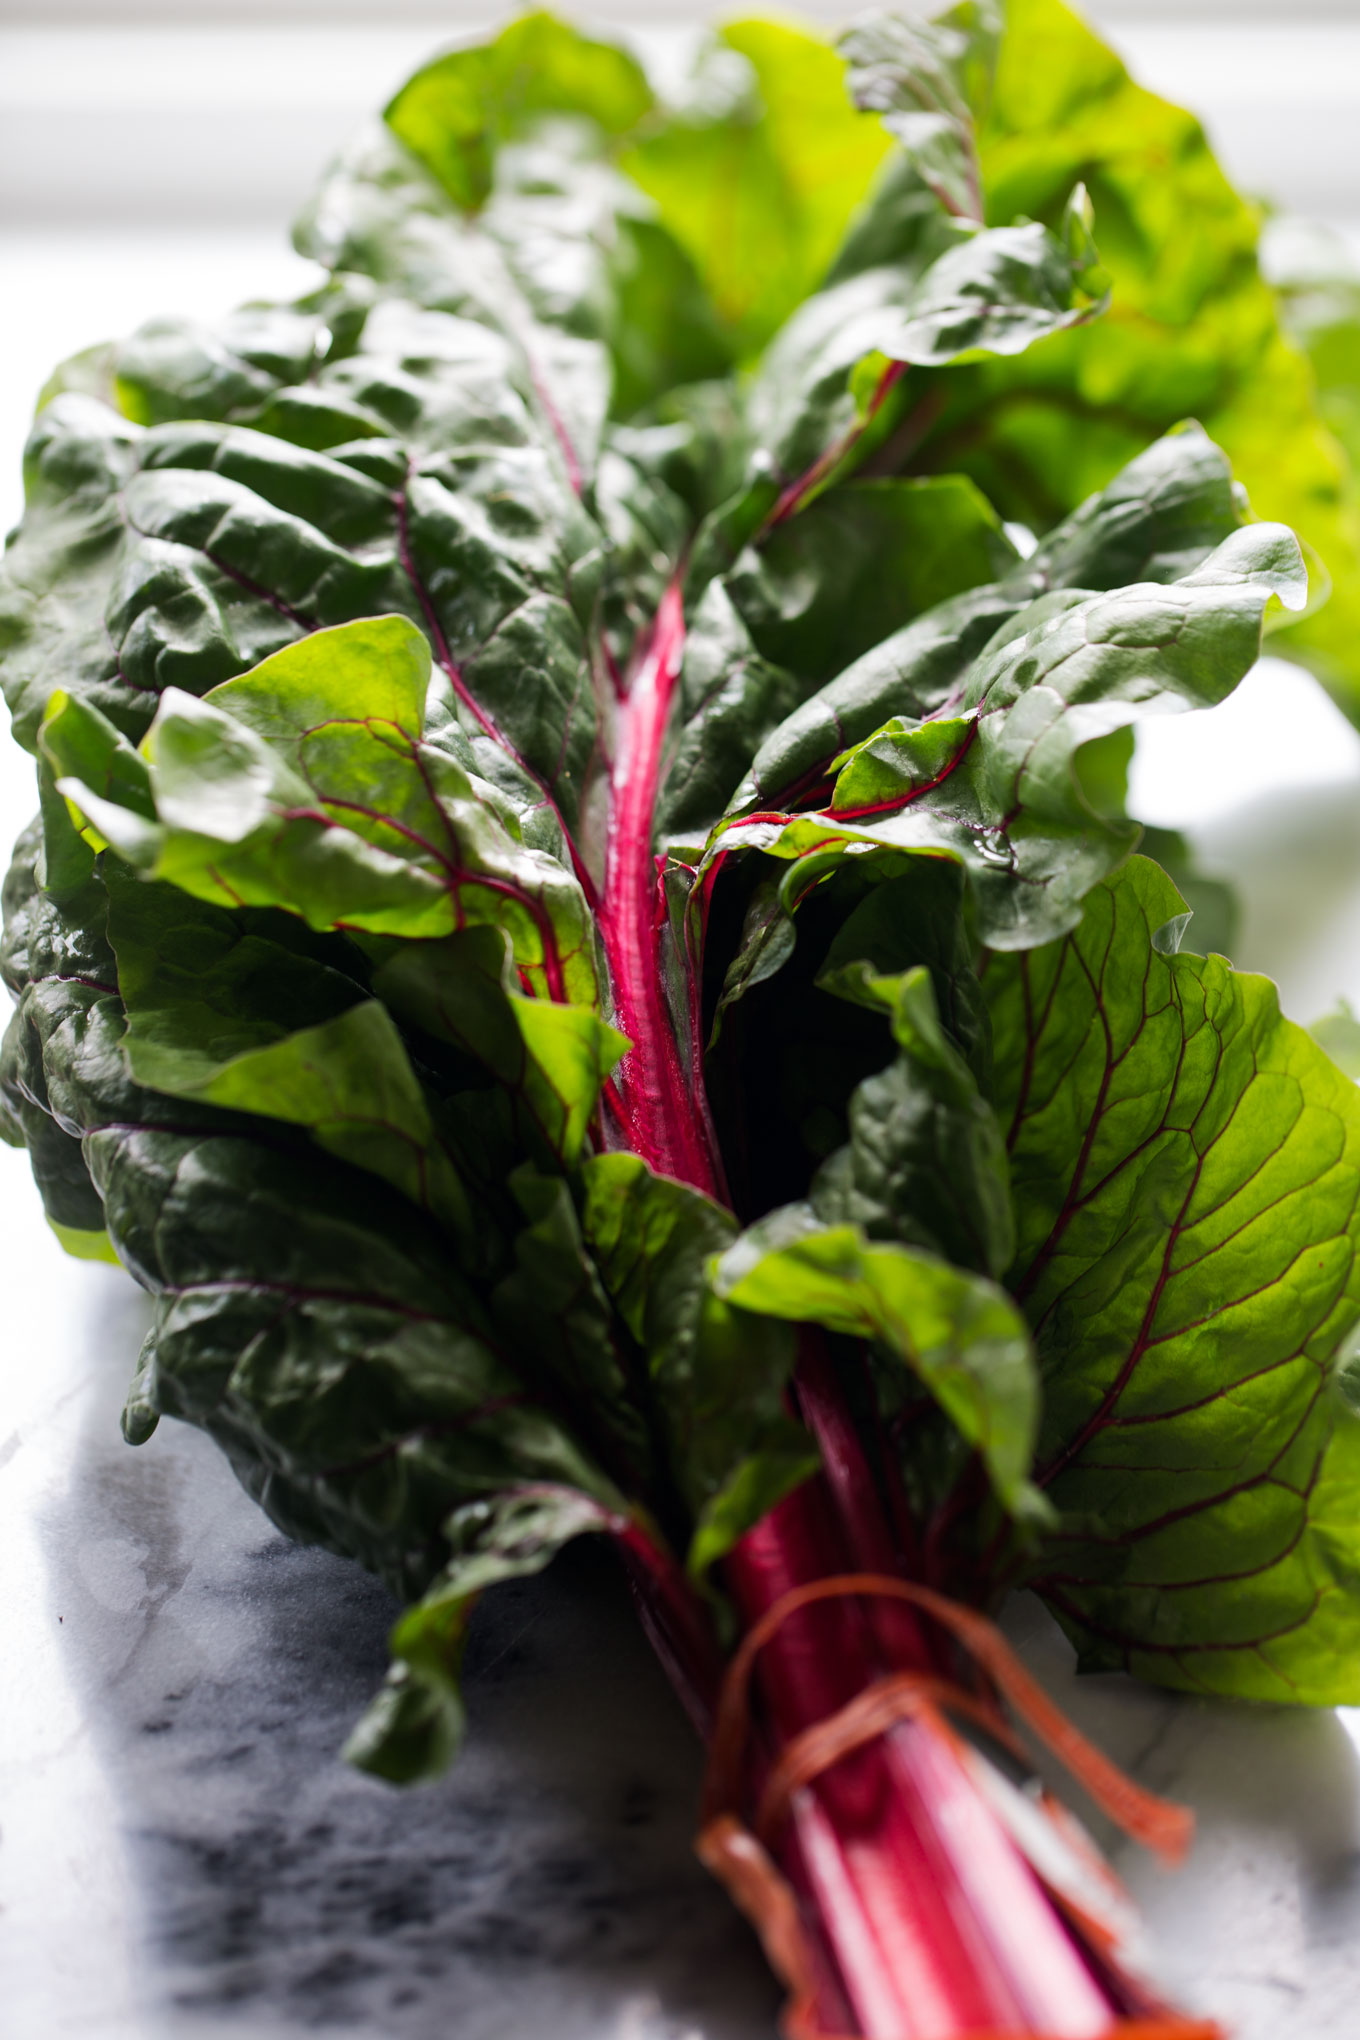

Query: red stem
left=600, top=573, right=726, bottom=1198
left=760, top=362, right=907, bottom=535
left=727, top=1476, right=1118, bottom=2039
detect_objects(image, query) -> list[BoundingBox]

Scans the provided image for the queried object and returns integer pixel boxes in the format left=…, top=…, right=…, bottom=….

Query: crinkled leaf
left=735, top=423, right=1247, bottom=814
left=44, top=619, right=602, bottom=1004
left=300, top=15, right=737, bottom=451
left=988, top=857, right=1360, bottom=1702
left=105, top=862, right=367, bottom=1086
left=3, top=298, right=614, bottom=840
left=711, top=521, right=1305, bottom=953
left=4, top=823, right=618, bottom=1565
left=370, top=927, right=625, bottom=1172
left=0, top=398, right=145, bottom=752
left=2, top=824, right=119, bottom=1236
left=103, top=865, right=476, bottom=1235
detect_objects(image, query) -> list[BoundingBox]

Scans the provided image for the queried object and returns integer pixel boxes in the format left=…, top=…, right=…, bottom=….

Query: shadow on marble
left=39, top=1303, right=779, bottom=2040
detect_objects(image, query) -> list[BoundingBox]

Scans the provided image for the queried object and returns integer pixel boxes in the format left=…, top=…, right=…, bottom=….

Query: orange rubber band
left=702, top=1572, right=1193, bottom=1865
left=754, top=1670, right=1022, bottom=1844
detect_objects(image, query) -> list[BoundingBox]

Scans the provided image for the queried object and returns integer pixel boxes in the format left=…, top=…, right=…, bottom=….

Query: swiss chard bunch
left=8, top=6, right=1360, bottom=2036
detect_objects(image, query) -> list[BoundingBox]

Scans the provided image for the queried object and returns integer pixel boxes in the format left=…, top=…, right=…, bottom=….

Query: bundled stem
left=598, top=580, right=1208, bottom=2040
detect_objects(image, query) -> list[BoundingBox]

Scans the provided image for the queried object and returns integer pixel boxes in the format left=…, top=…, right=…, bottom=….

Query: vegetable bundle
left=8, top=3, right=1360, bottom=2034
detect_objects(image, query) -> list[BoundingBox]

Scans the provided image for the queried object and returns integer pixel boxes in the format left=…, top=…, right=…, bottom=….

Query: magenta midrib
left=599, top=574, right=724, bottom=1199
left=291, top=790, right=570, bottom=1002
left=759, top=360, right=907, bottom=534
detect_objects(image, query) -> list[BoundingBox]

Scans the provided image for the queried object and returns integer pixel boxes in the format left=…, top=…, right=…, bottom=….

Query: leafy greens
left=8, top=4, right=1360, bottom=2032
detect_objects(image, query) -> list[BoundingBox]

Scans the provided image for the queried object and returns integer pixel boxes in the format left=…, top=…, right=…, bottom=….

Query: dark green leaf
left=45, top=618, right=604, bottom=1004
left=581, top=1152, right=810, bottom=1571
left=712, top=520, right=1305, bottom=952
left=726, top=474, right=1017, bottom=685
left=372, top=928, right=625, bottom=1172
left=813, top=961, right=1013, bottom=1279
left=735, top=423, right=1247, bottom=814
left=346, top=1484, right=621, bottom=1783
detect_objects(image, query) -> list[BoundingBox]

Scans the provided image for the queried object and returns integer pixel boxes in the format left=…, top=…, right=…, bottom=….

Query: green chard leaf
left=2, top=831, right=624, bottom=1597
left=714, top=1200, right=1042, bottom=1520
left=812, top=960, right=1013, bottom=1281
left=104, top=863, right=475, bottom=1247
left=730, top=422, right=1250, bottom=825
left=2, top=820, right=121, bottom=1236
left=43, top=617, right=603, bottom=1004
left=581, top=1153, right=811, bottom=1574
left=346, top=1483, right=624, bottom=1783
left=988, top=858, right=1360, bottom=1703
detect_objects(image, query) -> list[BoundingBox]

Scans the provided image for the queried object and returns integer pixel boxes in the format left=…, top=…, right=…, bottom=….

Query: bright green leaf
left=989, top=856, right=1360, bottom=1702
left=714, top=1200, right=1042, bottom=1517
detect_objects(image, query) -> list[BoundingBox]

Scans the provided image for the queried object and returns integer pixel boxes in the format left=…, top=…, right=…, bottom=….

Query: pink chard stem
left=601, top=573, right=726, bottom=1199
left=598, top=544, right=1136, bottom=2039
